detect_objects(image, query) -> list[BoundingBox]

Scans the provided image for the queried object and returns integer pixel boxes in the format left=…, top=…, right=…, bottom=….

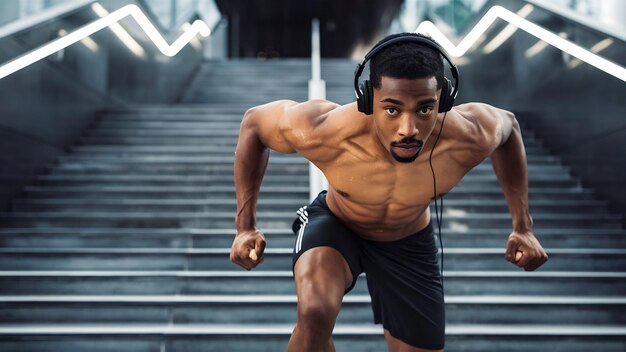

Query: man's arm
left=471, top=103, right=549, bottom=271
left=231, top=99, right=338, bottom=270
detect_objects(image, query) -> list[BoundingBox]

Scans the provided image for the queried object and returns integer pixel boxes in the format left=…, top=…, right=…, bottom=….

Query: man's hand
left=230, top=229, right=266, bottom=271
left=505, top=230, right=548, bottom=271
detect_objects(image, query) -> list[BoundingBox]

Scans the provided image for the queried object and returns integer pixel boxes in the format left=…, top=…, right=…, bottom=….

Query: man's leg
left=384, top=329, right=444, bottom=352
left=361, top=223, right=445, bottom=351
left=288, top=246, right=353, bottom=352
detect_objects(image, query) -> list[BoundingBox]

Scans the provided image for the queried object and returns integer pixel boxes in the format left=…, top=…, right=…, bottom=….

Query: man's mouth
left=392, top=139, right=423, bottom=150
left=393, top=145, right=421, bottom=157
left=394, top=143, right=420, bottom=148
left=391, top=140, right=423, bottom=158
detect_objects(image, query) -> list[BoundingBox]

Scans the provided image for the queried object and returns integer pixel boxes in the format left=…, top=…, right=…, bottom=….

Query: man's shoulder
left=289, top=99, right=341, bottom=117
left=276, top=100, right=368, bottom=160
left=441, top=104, right=482, bottom=139
left=445, top=102, right=502, bottom=139
left=447, top=103, right=489, bottom=126
left=288, top=101, right=368, bottom=137
left=441, top=103, right=500, bottom=167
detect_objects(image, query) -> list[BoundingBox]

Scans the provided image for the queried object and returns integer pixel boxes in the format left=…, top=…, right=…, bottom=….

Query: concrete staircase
left=0, top=59, right=625, bottom=351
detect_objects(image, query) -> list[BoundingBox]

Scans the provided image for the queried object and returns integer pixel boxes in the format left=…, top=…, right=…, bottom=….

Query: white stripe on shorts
left=295, top=206, right=308, bottom=254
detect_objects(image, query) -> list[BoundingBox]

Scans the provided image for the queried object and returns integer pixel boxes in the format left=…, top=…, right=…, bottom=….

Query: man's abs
left=325, top=188, right=432, bottom=241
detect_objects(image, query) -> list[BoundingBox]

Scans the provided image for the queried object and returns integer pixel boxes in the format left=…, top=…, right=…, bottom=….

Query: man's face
left=371, top=76, right=440, bottom=163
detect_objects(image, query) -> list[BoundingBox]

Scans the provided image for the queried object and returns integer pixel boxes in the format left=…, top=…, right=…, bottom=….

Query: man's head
left=367, top=33, right=445, bottom=163
left=369, top=33, right=445, bottom=91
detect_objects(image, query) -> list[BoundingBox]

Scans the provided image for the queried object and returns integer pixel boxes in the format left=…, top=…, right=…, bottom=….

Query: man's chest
left=321, top=154, right=467, bottom=207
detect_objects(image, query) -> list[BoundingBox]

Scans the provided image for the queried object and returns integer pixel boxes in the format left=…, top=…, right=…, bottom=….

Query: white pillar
left=308, top=19, right=328, bottom=201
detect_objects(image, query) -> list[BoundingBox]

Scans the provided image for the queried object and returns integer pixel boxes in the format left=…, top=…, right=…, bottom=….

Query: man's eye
left=419, top=107, right=433, bottom=115
left=385, top=107, right=398, bottom=115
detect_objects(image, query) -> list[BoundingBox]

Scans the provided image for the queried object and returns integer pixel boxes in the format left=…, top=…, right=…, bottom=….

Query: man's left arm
left=480, top=104, right=549, bottom=271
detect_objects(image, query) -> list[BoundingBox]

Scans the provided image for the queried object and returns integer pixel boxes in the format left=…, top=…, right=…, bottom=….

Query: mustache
left=390, top=138, right=424, bottom=148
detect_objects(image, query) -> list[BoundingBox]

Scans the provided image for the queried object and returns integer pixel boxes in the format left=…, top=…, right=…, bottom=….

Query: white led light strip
left=0, top=4, right=211, bottom=80
left=416, top=5, right=626, bottom=82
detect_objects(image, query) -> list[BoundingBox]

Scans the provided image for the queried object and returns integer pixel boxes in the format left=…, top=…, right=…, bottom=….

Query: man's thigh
left=293, top=246, right=353, bottom=298
left=291, top=196, right=363, bottom=294
left=362, top=224, right=445, bottom=350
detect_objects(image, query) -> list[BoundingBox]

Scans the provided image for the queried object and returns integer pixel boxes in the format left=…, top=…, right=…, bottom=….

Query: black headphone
left=354, top=34, right=460, bottom=115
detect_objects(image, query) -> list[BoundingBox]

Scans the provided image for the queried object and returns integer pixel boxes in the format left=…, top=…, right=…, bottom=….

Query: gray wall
left=0, top=1, right=207, bottom=211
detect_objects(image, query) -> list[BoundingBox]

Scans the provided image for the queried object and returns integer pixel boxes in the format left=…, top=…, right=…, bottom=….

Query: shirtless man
left=230, top=33, right=549, bottom=352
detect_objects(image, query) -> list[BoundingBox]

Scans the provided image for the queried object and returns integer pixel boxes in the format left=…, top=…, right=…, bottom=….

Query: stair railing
left=0, top=1, right=212, bottom=80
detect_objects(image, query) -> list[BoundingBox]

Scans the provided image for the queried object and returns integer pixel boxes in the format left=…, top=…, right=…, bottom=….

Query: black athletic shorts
left=291, top=191, right=445, bottom=350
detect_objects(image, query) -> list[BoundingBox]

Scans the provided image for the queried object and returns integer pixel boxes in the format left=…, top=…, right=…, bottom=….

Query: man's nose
left=398, top=116, right=418, bottom=138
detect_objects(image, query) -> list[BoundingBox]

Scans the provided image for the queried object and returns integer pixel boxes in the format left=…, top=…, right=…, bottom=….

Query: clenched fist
left=505, top=230, right=548, bottom=271
left=230, top=228, right=266, bottom=271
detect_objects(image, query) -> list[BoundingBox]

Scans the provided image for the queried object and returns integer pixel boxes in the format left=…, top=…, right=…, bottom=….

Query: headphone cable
left=429, top=111, right=448, bottom=293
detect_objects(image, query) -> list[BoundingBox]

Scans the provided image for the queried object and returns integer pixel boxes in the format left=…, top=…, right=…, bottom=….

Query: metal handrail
left=0, top=2, right=213, bottom=80
left=415, top=3, right=626, bottom=82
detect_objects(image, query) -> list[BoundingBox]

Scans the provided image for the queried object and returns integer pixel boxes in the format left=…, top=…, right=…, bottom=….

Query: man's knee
left=293, top=247, right=349, bottom=329
left=296, top=287, right=341, bottom=326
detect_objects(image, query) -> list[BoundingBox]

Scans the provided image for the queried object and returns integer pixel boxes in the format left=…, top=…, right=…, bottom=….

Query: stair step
left=58, top=155, right=307, bottom=164
left=179, top=96, right=308, bottom=105
left=94, top=122, right=246, bottom=129
left=0, top=271, right=624, bottom=295
left=0, top=227, right=623, bottom=249
left=0, top=248, right=624, bottom=271
left=57, top=154, right=560, bottom=166
left=13, top=198, right=309, bottom=213
left=95, top=113, right=249, bottom=121
left=101, top=113, right=248, bottom=121
left=21, top=186, right=309, bottom=201
left=69, top=144, right=551, bottom=156
left=0, top=295, right=624, bottom=325
left=88, top=120, right=541, bottom=134
left=46, top=162, right=567, bottom=176
left=85, top=128, right=244, bottom=137
left=0, top=323, right=624, bottom=352
left=33, top=175, right=581, bottom=189
left=1, top=211, right=619, bottom=229
left=77, top=136, right=241, bottom=145
left=75, top=135, right=543, bottom=145
left=34, top=174, right=309, bottom=187
left=82, top=125, right=538, bottom=136
left=104, top=105, right=249, bottom=113
left=12, top=198, right=608, bottom=214
left=19, top=186, right=597, bottom=202
left=45, top=163, right=309, bottom=176
left=36, top=173, right=577, bottom=182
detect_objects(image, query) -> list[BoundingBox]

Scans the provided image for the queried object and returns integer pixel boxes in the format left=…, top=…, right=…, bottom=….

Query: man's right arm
left=234, top=102, right=295, bottom=232
left=230, top=99, right=338, bottom=270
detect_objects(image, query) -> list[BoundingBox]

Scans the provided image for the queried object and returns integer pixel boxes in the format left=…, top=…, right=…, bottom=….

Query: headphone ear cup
left=357, top=82, right=367, bottom=113
left=364, top=80, right=374, bottom=115
left=439, top=78, right=454, bottom=112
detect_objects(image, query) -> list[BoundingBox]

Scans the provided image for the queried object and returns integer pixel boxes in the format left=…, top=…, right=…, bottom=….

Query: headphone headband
left=354, top=34, right=460, bottom=113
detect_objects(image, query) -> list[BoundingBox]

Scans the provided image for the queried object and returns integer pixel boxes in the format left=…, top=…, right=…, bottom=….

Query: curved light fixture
left=0, top=3, right=211, bottom=80
left=415, top=5, right=626, bottom=82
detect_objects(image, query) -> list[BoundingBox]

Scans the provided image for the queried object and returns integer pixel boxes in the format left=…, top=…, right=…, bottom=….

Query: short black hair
left=369, top=32, right=444, bottom=90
